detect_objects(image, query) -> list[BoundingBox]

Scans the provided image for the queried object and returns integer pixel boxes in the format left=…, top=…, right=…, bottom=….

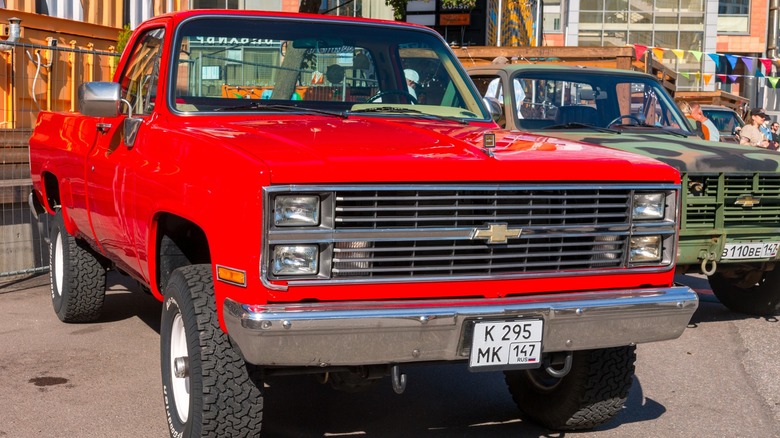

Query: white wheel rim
left=54, top=232, right=64, bottom=297
left=170, top=313, right=190, bottom=423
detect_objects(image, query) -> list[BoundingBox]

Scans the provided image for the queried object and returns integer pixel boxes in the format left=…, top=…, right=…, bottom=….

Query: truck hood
left=540, top=129, right=780, bottom=173
left=179, top=116, right=679, bottom=183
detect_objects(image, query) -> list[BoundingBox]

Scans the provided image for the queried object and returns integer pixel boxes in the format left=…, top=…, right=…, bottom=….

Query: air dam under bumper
left=224, top=286, right=698, bottom=367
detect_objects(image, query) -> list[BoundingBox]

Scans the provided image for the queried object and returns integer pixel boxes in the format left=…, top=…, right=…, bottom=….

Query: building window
left=718, top=0, right=749, bottom=33
left=543, top=0, right=563, bottom=33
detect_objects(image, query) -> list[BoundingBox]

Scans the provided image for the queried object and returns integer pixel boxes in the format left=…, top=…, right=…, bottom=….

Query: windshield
left=170, top=16, right=487, bottom=120
left=472, top=69, right=692, bottom=133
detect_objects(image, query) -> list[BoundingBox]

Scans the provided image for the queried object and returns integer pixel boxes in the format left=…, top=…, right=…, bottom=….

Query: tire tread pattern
left=505, top=346, right=636, bottom=431
left=51, top=213, right=106, bottom=323
left=175, top=265, right=264, bottom=437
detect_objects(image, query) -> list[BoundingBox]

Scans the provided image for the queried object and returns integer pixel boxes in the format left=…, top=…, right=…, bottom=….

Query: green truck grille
left=684, top=173, right=780, bottom=229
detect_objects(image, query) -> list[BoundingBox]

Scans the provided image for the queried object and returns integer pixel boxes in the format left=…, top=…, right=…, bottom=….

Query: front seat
left=555, top=105, right=599, bottom=125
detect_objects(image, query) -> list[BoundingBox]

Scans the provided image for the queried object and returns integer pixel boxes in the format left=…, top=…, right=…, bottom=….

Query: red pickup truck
left=28, top=9, right=697, bottom=436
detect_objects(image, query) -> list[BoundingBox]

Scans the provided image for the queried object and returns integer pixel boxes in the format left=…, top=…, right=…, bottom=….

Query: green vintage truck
left=468, top=64, right=780, bottom=315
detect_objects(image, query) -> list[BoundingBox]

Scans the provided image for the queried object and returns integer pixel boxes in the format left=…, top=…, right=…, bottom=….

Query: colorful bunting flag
left=716, top=74, right=727, bottom=82
left=633, top=44, right=648, bottom=61
left=741, top=57, right=754, bottom=73
left=689, top=50, right=703, bottom=62
left=652, top=47, right=665, bottom=60
left=707, top=53, right=720, bottom=69
left=725, top=54, right=739, bottom=69
left=703, top=73, right=712, bottom=85
left=769, top=77, right=780, bottom=88
left=761, top=58, right=773, bottom=73
left=728, top=74, right=739, bottom=83
left=671, top=49, right=685, bottom=61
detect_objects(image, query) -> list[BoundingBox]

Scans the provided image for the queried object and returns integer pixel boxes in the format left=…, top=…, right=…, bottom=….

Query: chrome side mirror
left=483, top=97, right=503, bottom=123
left=78, top=81, right=141, bottom=148
left=78, top=82, right=121, bottom=117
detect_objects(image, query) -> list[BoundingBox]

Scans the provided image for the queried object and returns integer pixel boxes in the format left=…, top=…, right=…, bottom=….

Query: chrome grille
left=334, top=189, right=630, bottom=229
left=263, top=184, right=677, bottom=286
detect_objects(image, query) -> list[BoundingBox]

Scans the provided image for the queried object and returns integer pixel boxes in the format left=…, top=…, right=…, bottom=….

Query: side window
left=120, top=27, right=165, bottom=116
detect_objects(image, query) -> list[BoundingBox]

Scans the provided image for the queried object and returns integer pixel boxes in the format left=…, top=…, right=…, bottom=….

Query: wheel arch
left=154, top=212, right=211, bottom=295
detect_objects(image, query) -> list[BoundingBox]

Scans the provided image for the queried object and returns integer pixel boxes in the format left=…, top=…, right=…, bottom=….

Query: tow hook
left=545, top=352, right=573, bottom=378
left=391, top=365, right=407, bottom=394
left=701, top=258, right=717, bottom=276
left=173, top=356, right=189, bottom=379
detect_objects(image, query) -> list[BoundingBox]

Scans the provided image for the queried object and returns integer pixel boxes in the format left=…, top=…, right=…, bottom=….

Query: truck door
left=85, top=27, right=165, bottom=276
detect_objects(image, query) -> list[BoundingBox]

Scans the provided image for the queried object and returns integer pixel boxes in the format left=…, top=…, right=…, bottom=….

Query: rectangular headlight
left=274, top=195, right=320, bottom=226
left=272, top=245, right=319, bottom=275
left=632, top=193, right=665, bottom=220
left=629, top=235, right=662, bottom=262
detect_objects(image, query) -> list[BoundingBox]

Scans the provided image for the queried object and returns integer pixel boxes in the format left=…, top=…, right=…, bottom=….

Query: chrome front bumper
left=224, top=286, right=698, bottom=367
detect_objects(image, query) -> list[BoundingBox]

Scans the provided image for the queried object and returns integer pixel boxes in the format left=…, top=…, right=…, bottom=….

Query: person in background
left=485, top=56, right=526, bottom=118
left=740, top=108, right=772, bottom=149
left=689, top=102, right=720, bottom=142
left=771, top=121, right=780, bottom=149
left=676, top=99, right=704, bottom=139
left=759, top=117, right=776, bottom=149
left=404, top=69, right=419, bottom=100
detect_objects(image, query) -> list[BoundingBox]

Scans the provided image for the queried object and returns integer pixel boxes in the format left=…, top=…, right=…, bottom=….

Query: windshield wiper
left=612, top=122, right=689, bottom=137
left=348, top=106, right=469, bottom=125
left=215, top=102, right=347, bottom=118
left=543, top=122, right=620, bottom=134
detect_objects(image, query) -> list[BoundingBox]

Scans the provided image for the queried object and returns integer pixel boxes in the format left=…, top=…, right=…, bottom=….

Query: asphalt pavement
left=1, top=272, right=778, bottom=437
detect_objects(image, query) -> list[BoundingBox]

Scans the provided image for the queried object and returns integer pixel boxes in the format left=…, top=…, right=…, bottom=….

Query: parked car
left=701, top=104, right=745, bottom=143
left=468, top=63, right=780, bottom=316
left=27, top=11, right=697, bottom=435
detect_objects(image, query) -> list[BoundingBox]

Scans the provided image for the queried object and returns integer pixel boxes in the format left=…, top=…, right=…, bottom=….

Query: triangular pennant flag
left=707, top=53, right=721, bottom=69
left=761, top=58, right=773, bottom=73
left=741, top=57, right=754, bottom=73
left=634, top=44, right=648, bottom=61
left=694, top=72, right=702, bottom=80
left=769, top=77, right=780, bottom=88
left=652, top=47, right=665, bottom=60
left=671, top=49, right=685, bottom=61
left=703, top=73, right=712, bottom=85
left=716, top=74, right=727, bottom=82
left=680, top=72, right=690, bottom=79
left=725, top=54, right=739, bottom=69
left=728, top=74, right=739, bottom=83
left=757, top=69, right=765, bottom=78
left=689, top=50, right=703, bottom=62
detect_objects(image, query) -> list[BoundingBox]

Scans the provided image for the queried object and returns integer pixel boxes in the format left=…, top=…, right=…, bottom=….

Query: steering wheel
left=366, top=90, right=418, bottom=105
left=607, top=114, right=642, bottom=127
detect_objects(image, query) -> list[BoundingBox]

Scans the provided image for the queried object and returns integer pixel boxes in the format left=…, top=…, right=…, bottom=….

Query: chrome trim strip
left=224, top=285, right=698, bottom=367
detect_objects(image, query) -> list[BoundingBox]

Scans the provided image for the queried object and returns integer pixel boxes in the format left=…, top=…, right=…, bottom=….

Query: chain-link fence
left=0, top=41, right=118, bottom=278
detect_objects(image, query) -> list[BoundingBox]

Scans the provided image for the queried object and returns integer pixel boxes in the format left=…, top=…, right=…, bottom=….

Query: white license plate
left=721, top=242, right=780, bottom=260
left=469, top=319, right=543, bottom=371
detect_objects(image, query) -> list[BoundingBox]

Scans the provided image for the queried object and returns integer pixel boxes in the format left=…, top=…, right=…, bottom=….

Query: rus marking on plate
left=471, top=223, right=523, bottom=244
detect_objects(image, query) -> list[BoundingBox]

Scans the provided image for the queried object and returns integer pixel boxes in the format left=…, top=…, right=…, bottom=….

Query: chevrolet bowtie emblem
left=471, top=223, right=523, bottom=244
left=735, top=194, right=760, bottom=208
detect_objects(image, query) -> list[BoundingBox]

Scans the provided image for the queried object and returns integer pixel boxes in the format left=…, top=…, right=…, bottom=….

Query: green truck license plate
left=722, top=242, right=779, bottom=260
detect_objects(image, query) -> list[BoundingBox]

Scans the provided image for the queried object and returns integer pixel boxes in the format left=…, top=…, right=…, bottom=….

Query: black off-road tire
left=49, top=211, right=107, bottom=323
left=504, top=346, right=636, bottom=431
left=708, top=270, right=780, bottom=316
left=160, top=264, right=264, bottom=438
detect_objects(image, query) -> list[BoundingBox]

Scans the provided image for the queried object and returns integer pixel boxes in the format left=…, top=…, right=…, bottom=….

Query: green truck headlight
left=629, top=236, right=662, bottom=262
left=632, top=193, right=665, bottom=220
left=274, top=195, right=320, bottom=226
left=272, top=245, right=319, bottom=275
